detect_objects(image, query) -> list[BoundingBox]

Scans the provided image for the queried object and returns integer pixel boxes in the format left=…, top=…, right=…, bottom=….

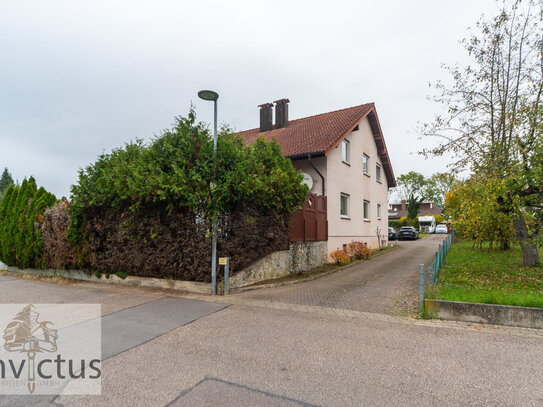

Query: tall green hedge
left=68, top=111, right=308, bottom=279
left=70, top=112, right=307, bottom=225
left=0, top=177, right=57, bottom=268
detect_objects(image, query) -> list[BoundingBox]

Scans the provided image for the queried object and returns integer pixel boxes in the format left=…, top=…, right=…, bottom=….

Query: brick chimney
left=401, top=200, right=407, bottom=210
left=259, top=103, right=273, bottom=132
left=274, top=98, right=289, bottom=129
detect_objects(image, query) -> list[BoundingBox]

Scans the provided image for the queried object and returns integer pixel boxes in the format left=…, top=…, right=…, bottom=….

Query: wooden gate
left=289, top=193, right=328, bottom=242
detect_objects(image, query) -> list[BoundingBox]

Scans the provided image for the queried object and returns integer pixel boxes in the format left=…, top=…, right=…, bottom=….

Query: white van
left=418, top=216, right=436, bottom=234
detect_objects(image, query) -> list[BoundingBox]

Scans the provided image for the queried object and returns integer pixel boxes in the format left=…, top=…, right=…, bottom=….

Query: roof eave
left=323, top=103, right=374, bottom=158
left=367, top=108, right=396, bottom=188
left=287, top=151, right=326, bottom=160
left=322, top=104, right=396, bottom=188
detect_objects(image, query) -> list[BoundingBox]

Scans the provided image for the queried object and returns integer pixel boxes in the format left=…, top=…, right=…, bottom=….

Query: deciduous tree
left=420, top=0, right=543, bottom=265
left=395, top=171, right=426, bottom=219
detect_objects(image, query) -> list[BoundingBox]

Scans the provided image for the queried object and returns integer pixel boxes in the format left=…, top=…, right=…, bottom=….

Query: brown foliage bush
left=329, top=248, right=350, bottom=265
left=82, top=204, right=289, bottom=282
left=345, top=241, right=371, bottom=260
left=42, top=200, right=76, bottom=269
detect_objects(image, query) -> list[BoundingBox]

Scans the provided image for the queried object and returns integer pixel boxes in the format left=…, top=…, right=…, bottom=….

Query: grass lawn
left=427, top=239, right=543, bottom=308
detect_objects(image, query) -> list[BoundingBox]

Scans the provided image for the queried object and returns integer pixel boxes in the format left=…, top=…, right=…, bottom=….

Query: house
left=388, top=200, right=443, bottom=220
left=238, top=99, right=396, bottom=252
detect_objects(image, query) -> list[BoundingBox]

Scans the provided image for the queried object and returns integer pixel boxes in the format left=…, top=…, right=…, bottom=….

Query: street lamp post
left=198, top=90, right=219, bottom=295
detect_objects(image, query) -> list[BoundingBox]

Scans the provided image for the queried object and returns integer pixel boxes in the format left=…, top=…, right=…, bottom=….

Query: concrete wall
left=425, top=299, right=543, bottom=329
left=294, top=117, right=390, bottom=252
left=230, top=241, right=327, bottom=288
left=5, top=266, right=211, bottom=294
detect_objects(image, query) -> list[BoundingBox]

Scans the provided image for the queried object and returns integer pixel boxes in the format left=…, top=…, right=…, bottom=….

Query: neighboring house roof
left=237, top=103, right=396, bottom=187
left=388, top=207, right=443, bottom=220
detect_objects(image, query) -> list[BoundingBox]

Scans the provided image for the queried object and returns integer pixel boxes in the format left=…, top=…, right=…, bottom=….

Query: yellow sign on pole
left=219, top=257, right=228, bottom=265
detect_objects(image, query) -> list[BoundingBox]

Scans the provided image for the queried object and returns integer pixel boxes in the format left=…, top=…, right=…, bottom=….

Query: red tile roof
left=388, top=207, right=443, bottom=220
left=237, top=103, right=396, bottom=187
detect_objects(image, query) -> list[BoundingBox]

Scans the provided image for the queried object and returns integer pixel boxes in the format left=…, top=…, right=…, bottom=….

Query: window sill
left=363, top=219, right=370, bottom=222
left=376, top=180, right=382, bottom=184
left=341, top=215, right=351, bottom=220
left=363, top=172, right=370, bottom=177
left=342, top=160, right=351, bottom=166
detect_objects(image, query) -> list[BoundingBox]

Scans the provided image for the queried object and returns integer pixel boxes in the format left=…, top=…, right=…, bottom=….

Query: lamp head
left=198, top=90, right=219, bottom=102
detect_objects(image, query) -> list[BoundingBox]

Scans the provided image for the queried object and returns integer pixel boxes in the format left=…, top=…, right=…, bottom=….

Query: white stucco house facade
left=238, top=99, right=396, bottom=253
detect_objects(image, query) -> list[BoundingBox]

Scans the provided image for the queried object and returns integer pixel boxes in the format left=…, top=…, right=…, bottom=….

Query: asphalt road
left=57, top=298, right=543, bottom=407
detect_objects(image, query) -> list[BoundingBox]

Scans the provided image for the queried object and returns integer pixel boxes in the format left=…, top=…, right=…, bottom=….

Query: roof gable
left=237, top=103, right=396, bottom=187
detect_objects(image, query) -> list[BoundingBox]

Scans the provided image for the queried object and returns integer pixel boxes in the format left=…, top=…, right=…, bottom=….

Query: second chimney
left=274, top=98, right=290, bottom=129
left=259, top=103, right=273, bottom=132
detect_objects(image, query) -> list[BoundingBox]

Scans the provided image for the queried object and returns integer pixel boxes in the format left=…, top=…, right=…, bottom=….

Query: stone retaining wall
left=425, top=299, right=543, bottom=329
left=230, top=241, right=328, bottom=288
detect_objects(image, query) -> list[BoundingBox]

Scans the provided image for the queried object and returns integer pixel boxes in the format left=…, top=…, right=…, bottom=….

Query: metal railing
left=418, top=231, right=455, bottom=311
left=427, top=231, right=455, bottom=285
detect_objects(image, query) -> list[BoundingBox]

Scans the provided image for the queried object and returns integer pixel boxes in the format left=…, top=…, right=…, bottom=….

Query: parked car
left=398, top=226, right=419, bottom=241
left=388, top=227, right=398, bottom=241
left=435, top=224, right=448, bottom=234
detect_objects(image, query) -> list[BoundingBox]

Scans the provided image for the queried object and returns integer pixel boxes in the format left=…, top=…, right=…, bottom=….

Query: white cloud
left=0, top=0, right=499, bottom=197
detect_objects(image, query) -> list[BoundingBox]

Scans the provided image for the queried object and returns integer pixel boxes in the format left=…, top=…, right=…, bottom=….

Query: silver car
left=435, top=224, right=448, bottom=234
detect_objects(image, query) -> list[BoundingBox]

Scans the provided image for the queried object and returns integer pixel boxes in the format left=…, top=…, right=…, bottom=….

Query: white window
left=376, top=164, right=381, bottom=183
left=377, top=204, right=381, bottom=220
left=342, top=139, right=350, bottom=164
left=363, top=154, right=369, bottom=175
left=363, top=200, right=370, bottom=221
left=341, top=193, right=350, bottom=218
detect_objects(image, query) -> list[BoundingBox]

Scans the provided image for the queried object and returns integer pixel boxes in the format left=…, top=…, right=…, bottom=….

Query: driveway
left=234, top=234, right=446, bottom=316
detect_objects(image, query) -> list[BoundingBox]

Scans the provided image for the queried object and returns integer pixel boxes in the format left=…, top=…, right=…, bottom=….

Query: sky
left=0, top=0, right=501, bottom=198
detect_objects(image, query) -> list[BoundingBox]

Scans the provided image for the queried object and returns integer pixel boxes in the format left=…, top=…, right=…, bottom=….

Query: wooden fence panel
left=289, top=193, right=328, bottom=242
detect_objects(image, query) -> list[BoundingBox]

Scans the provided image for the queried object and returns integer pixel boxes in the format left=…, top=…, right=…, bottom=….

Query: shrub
left=115, top=271, right=128, bottom=279
left=329, top=248, right=350, bottom=265
left=0, top=177, right=56, bottom=268
left=388, top=220, right=400, bottom=230
left=409, top=218, right=420, bottom=229
left=42, top=199, right=76, bottom=269
left=68, top=110, right=308, bottom=281
left=346, top=241, right=371, bottom=260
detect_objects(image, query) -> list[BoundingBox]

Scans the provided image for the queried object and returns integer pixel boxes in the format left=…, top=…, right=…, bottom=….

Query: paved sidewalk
left=234, top=235, right=446, bottom=316
left=0, top=278, right=227, bottom=407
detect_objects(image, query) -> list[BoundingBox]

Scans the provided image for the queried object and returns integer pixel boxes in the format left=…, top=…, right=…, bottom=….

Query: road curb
left=2, top=266, right=212, bottom=294
left=425, top=298, right=543, bottom=329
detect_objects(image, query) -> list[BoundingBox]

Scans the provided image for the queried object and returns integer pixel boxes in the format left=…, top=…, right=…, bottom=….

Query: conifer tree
left=0, top=177, right=56, bottom=267
left=0, top=168, right=13, bottom=194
